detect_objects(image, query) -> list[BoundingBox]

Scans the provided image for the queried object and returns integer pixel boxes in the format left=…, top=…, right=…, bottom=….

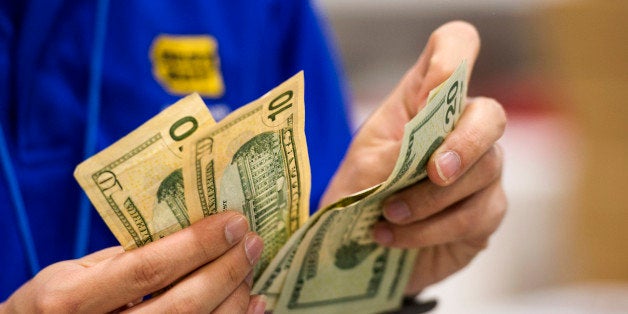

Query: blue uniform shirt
left=0, top=0, right=352, bottom=299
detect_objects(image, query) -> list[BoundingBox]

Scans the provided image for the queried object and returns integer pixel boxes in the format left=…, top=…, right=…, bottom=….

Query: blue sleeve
left=0, top=1, right=21, bottom=128
left=0, top=1, right=33, bottom=300
left=260, top=0, right=353, bottom=212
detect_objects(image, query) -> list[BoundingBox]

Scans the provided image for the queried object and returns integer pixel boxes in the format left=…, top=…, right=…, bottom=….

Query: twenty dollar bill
left=269, top=61, right=468, bottom=313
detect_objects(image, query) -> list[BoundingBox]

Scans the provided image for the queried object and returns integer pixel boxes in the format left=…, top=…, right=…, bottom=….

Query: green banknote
left=74, top=94, right=216, bottom=249
left=271, top=61, right=468, bottom=313
left=253, top=184, right=381, bottom=308
left=75, top=62, right=467, bottom=313
left=182, top=72, right=311, bottom=278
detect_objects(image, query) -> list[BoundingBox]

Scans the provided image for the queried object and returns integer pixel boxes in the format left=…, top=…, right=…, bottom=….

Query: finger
left=81, top=211, right=250, bottom=312
left=402, top=20, right=481, bottom=117
left=404, top=240, right=486, bottom=295
left=246, top=295, right=267, bottom=314
left=383, top=144, right=503, bottom=224
left=367, top=21, right=481, bottom=137
left=427, top=97, right=506, bottom=186
left=320, top=22, right=482, bottom=205
left=77, top=246, right=124, bottom=267
left=210, top=282, right=251, bottom=314
left=127, top=233, right=263, bottom=313
left=210, top=271, right=258, bottom=314
left=373, top=179, right=507, bottom=248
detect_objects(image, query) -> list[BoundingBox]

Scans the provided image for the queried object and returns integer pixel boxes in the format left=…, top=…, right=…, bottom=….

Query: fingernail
left=245, top=234, right=263, bottom=265
left=384, top=199, right=410, bottom=223
left=252, top=295, right=267, bottom=314
left=225, top=215, right=248, bottom=245
left=373, top=225, right=394, bottom=245
left=436, top=150, right=461, bottom=182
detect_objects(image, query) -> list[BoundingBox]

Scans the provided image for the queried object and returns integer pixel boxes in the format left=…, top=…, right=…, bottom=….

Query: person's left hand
left=320, top=21, right=507, bottom=295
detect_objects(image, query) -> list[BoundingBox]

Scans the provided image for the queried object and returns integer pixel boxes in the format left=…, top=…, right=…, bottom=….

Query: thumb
left=400, top=21, right=481, bottom=118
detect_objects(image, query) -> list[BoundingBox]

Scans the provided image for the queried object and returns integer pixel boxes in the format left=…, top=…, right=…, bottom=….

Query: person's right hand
left=0, top=211, right=266, bottom=313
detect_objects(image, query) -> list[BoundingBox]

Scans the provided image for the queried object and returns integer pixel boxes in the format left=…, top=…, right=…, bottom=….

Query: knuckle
left=476, top=97, right=508, bottom=134
left=220, top=260, right=244, bottom=286
left=34, top=294, right=62, bottom=312
left=130, top=251, right=172, bottom=291
left=35, top=283, right=80, bottom=312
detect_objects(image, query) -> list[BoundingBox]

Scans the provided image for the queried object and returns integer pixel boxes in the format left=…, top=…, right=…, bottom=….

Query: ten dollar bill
left=74, top=94, right=215, bottom=249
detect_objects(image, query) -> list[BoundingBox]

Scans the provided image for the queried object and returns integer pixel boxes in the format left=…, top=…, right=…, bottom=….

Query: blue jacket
left=0, top=0, right=351, bottom=299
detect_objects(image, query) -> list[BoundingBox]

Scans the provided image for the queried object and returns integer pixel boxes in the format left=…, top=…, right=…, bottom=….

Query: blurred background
left=316, top=0, right=628, bottom=312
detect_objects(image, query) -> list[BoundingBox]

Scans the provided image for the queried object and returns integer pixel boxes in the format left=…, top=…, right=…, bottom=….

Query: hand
left=0, top=211, right=267, bottom=313
left=320, top=21, right=507, bottom=295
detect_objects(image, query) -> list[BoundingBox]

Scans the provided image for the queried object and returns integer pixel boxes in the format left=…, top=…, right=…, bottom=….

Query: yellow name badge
left=150, top=35, right=225, bottom=98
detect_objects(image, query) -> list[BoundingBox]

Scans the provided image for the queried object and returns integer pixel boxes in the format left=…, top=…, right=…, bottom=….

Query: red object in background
left=472, top=73, right=568, bottom=119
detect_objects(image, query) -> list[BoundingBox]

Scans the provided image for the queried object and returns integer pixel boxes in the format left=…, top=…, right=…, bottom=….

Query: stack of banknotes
left=75, top=61, right=467, bottom=313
